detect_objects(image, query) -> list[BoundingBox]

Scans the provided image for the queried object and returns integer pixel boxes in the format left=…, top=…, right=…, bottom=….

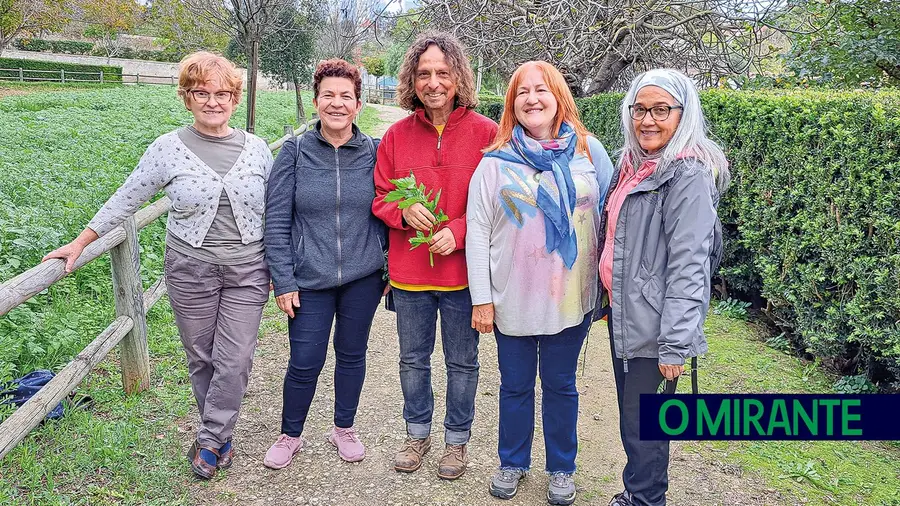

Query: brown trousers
left=164, top=247, right=269, bottom=448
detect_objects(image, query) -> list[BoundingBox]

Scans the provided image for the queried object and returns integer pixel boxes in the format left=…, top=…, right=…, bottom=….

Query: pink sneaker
left=263, top=434, right=304, bottom=469
left=328, top=426, right=366, bottom=462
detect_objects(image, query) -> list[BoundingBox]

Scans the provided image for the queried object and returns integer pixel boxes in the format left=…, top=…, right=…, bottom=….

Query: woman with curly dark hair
left=263, top=58, right=387, bottom=470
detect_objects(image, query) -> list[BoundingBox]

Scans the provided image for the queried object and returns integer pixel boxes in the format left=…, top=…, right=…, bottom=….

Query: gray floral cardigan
left=88, top=130, right=273, bottom=247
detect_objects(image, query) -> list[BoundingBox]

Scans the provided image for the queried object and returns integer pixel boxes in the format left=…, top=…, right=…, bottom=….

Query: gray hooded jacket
left=594, top=157, right=723, bottom=366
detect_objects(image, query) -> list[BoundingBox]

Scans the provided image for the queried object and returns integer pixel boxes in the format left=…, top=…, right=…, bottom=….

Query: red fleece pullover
left=373, top=107, right=498, bottom=287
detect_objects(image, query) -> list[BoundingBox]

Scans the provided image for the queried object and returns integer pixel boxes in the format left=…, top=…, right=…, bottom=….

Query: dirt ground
left=183, top=104, right=786, bottom=506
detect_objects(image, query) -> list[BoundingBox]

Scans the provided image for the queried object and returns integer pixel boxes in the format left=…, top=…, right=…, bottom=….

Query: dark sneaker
left=489, top=468, right=527, bottom=499
left=547, top=472, right=576, bottom=505
left=393, top=436, right=431, bottom=472
left=437, top=443, right=467, bottom=480
left=608, top=491, right=634, bottom=506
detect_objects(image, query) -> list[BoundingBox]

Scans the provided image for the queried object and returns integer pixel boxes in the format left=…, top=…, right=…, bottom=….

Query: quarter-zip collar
left=311, top=120, right=366, bottom=149
left=414, top=106, right=469, bottom=132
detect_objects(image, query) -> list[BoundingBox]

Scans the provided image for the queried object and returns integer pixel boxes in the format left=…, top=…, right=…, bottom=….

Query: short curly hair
left=396, top=31, right=478, bottom=112
left=176, top=51, right=243, bottom=104
left=313, top=59, right=362, bottom=100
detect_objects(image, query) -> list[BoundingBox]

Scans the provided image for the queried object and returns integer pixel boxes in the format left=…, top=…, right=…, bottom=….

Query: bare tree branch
left=418, top=0, right=821, bottom=95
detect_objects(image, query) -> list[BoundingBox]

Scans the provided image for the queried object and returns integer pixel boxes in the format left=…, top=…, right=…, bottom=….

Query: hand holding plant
left=384, top=172, right=449, bottom=267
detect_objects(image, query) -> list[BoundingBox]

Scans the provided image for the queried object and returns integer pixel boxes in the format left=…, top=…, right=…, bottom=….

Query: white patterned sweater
left=88, top=130, right=273, bottom=247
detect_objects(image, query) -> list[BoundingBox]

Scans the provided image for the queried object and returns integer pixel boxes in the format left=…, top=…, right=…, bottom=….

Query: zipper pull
left=623, top=357, right=629, bottom=373
left=437, top=135, right=442, bottom=150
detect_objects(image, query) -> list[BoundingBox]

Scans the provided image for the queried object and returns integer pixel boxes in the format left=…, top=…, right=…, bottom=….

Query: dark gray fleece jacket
left=265, top=122, right=385, bottom=294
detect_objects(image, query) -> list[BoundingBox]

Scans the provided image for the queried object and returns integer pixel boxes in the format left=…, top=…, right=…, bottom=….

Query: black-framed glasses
left=189, top=90, right=233, bottom=103
left=629, top=104, right=683, bottom=121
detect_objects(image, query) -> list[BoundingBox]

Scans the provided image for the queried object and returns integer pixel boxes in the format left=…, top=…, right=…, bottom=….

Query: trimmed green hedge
left=0, top=58, right=122, bottom=83
left=13, top=38, right=95, bottom=55
left=477, top=90, right=900, bottom=388
left=12, top=37, right=185, bottom=63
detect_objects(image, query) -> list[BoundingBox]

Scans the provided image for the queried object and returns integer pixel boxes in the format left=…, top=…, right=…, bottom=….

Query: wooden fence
left=0, top=118, right=318, bottom=461
left=363, top=85, right=397, bottom=106
left=0, top=67, right=182, bottom=85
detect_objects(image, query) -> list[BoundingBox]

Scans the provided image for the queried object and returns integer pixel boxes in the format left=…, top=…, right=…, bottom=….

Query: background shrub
left=13, top=38, right=95, bottom=55
left=477, top=90, right=900, bottom=388
left=13, top=38, right=185, bottom=63
left=0, top=58, right=123, bottom=83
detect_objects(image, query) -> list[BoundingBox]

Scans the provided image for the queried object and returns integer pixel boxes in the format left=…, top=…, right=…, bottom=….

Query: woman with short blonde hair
left=44, top=51, right=272, bottom=480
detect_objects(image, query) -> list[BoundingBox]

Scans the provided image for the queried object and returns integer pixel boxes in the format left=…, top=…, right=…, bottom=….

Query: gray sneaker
left=547, top=472, right=576, bottom=505
left=489, top=468, right=527, bottom=499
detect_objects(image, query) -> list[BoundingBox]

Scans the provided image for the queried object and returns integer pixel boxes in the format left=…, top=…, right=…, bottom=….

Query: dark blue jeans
left=494, top=314, right=591, bottom=474
left=392, top=287, right=480, bottom=444
left=280, top=271, right=385, bottom=437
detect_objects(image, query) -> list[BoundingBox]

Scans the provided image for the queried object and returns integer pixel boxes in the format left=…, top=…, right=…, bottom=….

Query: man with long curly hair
left=372, top=31, right=498, bottom=480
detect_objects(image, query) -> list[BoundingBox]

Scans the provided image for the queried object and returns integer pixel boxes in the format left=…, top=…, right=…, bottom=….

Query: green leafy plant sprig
left=384, top=172, right=448, bottom=267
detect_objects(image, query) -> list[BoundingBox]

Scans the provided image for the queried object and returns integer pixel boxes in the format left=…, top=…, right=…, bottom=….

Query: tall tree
left=317, top=0, right=395, bottom=60
left=80, top=0, right=145, bottom=61
left=259, top=2, right=321, bottom=124
left=787, top=0, right=900, bottom=87
left=419, top=0, right=822, bottom=95
left=145, top=0, right=230, bottom=57
left=0, top=0, right=70, bottom=51
left=183, top=0, right=297, bottom=133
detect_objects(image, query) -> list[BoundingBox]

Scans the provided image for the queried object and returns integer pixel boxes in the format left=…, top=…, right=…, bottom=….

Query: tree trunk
left=246, top=38, right=259, bottom=134
left=584, top=55, right=632, bottom=95
left=476, top=53, right=483, bottom=95
left=293, top=76, right=306, bottom=124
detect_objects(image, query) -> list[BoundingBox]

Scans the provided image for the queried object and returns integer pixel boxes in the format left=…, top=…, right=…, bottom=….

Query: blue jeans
left=494, top=313, right=591, bottom=474
left=280, top=271, right=385, bottom=436
left=392, top=287, right=480, bottom=444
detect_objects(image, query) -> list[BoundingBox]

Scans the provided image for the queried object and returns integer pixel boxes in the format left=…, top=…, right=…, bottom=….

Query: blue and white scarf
left=484, top=122, right=579, bottom=268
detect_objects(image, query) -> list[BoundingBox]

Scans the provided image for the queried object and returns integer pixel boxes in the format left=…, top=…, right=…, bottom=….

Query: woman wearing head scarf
left=599, top=69, right=730, bottom=506
left=466, top=61, right=614, bottom=505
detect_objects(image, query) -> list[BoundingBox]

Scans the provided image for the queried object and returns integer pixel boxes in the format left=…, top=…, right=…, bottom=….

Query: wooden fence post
left=108, top=216, right=150, bottom=394
left=99, top=70, right=104, bottom=84
left=136, top=73, right=140, bottom=84
left=60, top=69, right=65, bottom=84
left=18, top=68, right=23, bottom=82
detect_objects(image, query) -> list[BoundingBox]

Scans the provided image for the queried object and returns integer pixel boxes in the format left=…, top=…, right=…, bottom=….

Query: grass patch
left=679, top=313, right=900, bottom=506
left=0, top=84, right=386, bottom=504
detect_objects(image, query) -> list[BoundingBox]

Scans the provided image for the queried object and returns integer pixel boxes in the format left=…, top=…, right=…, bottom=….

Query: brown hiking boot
left=393, top=436, right=431, bottom=472
left=437, top=443, right=467, bottom=480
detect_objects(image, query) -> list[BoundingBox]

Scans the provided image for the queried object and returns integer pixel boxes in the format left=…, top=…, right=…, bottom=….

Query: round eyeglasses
left=629, top=104, right=683, bottom=121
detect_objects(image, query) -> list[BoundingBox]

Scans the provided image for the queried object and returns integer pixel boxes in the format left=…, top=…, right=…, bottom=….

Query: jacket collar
left=311, top=120, right=365, bottom=148
left=414, top=106, right=469, bottom=130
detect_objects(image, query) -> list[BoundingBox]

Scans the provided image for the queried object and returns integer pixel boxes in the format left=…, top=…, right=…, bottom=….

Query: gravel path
left=183, top=105, right=785, bottom=506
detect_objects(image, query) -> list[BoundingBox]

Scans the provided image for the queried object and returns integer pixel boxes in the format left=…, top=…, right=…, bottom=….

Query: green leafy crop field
left=0, top=84, right=339, bottom=387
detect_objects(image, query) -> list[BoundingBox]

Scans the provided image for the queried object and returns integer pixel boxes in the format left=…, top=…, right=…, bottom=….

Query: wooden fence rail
left=0, top=67, right=180, bottom=85
left=0, top=118, right=317, bottom=461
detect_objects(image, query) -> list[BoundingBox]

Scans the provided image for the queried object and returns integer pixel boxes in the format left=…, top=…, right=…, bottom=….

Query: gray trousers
left=164, top=247, right=269, bottom=448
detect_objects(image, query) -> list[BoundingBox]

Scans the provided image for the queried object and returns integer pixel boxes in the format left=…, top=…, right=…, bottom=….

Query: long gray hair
left=619, top=68, right=730, bottom=193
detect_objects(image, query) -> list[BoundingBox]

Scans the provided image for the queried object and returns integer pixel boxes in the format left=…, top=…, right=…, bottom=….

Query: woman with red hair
left=466, top=61, right=614, bottom=504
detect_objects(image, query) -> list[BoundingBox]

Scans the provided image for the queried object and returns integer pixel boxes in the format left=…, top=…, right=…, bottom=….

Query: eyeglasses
left=189, top=90, right=233, bottom=103
left=629, top=104, right=683, bottom=121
